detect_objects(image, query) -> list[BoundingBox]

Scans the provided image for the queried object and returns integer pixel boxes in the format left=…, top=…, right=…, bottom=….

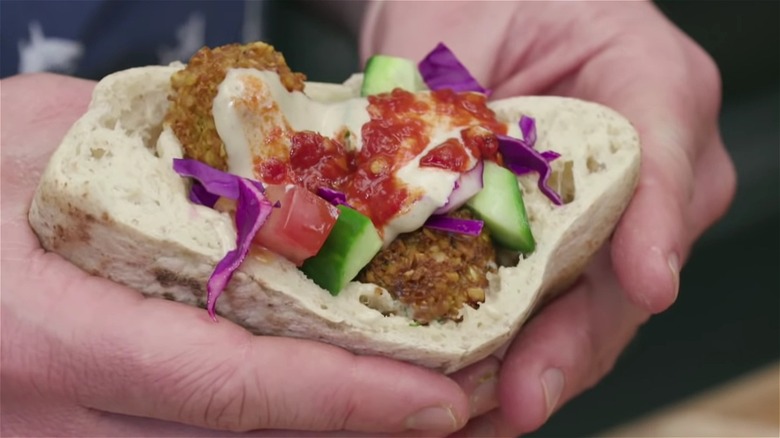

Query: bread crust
left=28, top=66, right=640, bottom=373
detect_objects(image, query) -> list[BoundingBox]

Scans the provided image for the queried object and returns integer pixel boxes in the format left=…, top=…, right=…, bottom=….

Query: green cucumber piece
left=467, top=161, right=536, bottom=253
left=301, top=206, right=383, bottom=295
left=361, top=54, right=426, bottom=96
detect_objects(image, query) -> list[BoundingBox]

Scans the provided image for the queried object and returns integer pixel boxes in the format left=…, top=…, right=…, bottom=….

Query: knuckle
left=694, top=45, right=723, bottom=105
left=200, top=358, right=262, bottom=432
left=211, top=360, right=359, bottom=433
left=150, top=345, right=259, bottom=431
left=310, top=361, right=362, bottom=430
left=204, top=384, right=250, bottom=431
left=314, top=357, right=365, bottom=431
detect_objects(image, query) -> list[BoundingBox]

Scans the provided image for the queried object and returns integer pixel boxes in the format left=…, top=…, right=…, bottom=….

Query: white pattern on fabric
left=17, top=21, right=84, bottom=74
left=157, top=12, right=206, bottom=65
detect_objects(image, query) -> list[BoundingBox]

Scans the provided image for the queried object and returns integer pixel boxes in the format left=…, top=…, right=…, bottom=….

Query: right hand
left=1, top=73, right=471, bottom=437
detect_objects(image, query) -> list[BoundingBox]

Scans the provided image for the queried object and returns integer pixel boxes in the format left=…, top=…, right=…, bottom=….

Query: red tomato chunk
left=253, top=185, right=339, bottom=266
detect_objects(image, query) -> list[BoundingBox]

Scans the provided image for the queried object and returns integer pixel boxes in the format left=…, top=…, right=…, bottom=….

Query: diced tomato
left=253, top=185, right=339, bottom=266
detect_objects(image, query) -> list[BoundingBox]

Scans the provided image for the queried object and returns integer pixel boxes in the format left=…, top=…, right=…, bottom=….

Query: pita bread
left=28, top=65, right=640, bottom=373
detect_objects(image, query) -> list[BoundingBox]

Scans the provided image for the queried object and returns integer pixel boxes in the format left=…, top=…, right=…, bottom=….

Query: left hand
left=362, top=1, right=736, bottom=435
left=0, top=73, right=471, bottom=438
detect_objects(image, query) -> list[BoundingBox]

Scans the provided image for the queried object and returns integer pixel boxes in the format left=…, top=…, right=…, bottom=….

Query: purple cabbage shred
left=418, top=42, right=490, bottom=95
left=172, top=158, right=264, bottom=202
left=424, top=215, right=484, bottom=236
left=204, top=179, right=273, bottom=320
left=317, top=187, right=352, bottom=208
left=172, top=158, right=273, bottom=320
left=498, top=116, right=564, bottom=205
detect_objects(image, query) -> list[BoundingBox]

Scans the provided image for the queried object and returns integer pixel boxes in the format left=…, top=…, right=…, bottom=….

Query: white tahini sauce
left=212, top=68, right=504, bottom=245
left=213, top=68, right=370, bottom=178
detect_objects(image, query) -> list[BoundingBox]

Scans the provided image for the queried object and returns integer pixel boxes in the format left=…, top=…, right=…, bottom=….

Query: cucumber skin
left=300, top=206, right=383, bottom=295
left=467, top=161, right=536, bottom=253
left=361, top=55, right=425, bottom=96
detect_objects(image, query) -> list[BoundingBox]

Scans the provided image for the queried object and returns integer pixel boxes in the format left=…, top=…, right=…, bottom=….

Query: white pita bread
left=28, top=65, right=640, bottom=373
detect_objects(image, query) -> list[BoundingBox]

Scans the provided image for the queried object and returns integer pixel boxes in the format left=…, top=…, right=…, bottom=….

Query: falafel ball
left=165, top=42, right=306, bottom=170
left=358, top=208, right=497, bottom=324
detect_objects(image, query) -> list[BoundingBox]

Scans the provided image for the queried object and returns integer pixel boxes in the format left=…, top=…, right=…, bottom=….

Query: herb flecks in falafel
left=165, top=42, right=306, bottom=170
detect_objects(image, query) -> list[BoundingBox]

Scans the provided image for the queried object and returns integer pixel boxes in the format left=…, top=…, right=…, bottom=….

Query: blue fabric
left=1, top=0, right=248, bottom=79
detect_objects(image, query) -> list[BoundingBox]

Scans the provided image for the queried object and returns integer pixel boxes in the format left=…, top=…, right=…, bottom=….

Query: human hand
left=362, top=0, right=736, bottom=435
left=0, top=73, right=472, bottom=437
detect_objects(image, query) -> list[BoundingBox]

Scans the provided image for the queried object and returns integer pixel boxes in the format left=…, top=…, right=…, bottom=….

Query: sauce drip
left=419, top=139, right=471, bottom=172
left=254, top=88, right=507, bottom=230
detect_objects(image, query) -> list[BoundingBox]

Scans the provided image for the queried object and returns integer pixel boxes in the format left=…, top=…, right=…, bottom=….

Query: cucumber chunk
left=467, top=161, right=536, bottom=253
left=361, top=54, right=426, bottom=96
left=301, top=206, right=383, bottom=295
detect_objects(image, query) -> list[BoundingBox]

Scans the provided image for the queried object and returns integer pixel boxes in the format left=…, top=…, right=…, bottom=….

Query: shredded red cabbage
left=418, top=42, right=490, bottom=95
left=424, top=215, right=484, bottom=236
left=172, top=158, right=264, bottom=201
left=172, top=158, right=273, bottom=320
left=520, top=115, right=536, bottom=145
left=317, top=187, right=352, bottom=208
left=189, top=182, right=220, bottom=208
left=516, top=115, right=561, bottom=168
left=204, top=179, right=272, bottom=319
left=498, top=116, right=563, bottom=205
left=511, top=151, right=561, bottom=176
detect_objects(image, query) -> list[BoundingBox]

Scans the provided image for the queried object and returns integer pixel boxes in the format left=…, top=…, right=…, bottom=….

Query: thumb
left=32, top=257, right=469, bottom=434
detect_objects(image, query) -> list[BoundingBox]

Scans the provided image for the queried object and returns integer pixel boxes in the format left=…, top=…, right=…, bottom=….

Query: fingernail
left=668, top=252, right=680, bottom=300
left=469, top=371, right=498, bottom=415
left=405, top=405, right=458, bottom=432
left=541, top=368, right=564, bottom=417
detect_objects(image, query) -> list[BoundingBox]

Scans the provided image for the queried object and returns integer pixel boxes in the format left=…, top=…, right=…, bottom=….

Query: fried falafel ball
left=165, top=42, right=306, bottom=170
left=359, top=209, right=497, bottom=324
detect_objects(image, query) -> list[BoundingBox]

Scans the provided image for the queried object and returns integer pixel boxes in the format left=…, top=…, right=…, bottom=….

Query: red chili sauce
left=254, top=88, right=507, bottom=229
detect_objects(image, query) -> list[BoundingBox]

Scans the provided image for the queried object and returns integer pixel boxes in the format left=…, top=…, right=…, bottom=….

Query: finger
left=448, top=356, right=501, bottom=417
left=611, top=140, right=692, bottom=313
left=565, top=15, right=725, bottom=314
left=603, top=45, right=710, bottom=314
left=13, top=255, right=468, bottom=434
left=3, top=394, right=438, bottom=438
left=449, top=409, right=525, bottom=438
left=611, top=100, right=732, bottom=314
left=494, top=250, right=650, bottom=435
left=90, top=410, right=439, bottom=438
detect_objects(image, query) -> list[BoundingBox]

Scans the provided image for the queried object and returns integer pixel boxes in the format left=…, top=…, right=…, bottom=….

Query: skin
left=1, top=0, right=736, bottom=436
left=362, top=0, right=736, bottom=435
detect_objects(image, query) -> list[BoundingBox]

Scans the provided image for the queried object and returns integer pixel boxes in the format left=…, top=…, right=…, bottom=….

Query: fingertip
left=351, top=355, right=471, bottom=433
left=612, top=237, right=679, bottom=314
left=611, top=190, right=683, bottom=314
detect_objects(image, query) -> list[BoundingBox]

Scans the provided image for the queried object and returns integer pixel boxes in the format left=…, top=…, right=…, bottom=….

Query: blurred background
left=266, top=1, right=779, bottom=435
